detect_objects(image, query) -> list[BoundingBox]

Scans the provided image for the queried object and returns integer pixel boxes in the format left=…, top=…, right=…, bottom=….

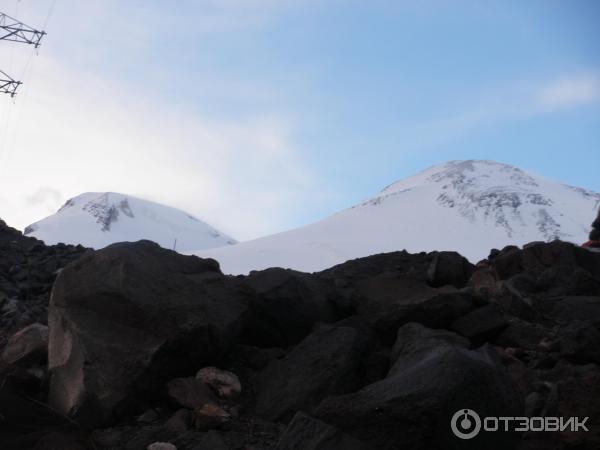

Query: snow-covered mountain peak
left=196, top=160, right=600, bottom=274
left=25, top=192, right=236, bottom=251
left=380, top=160, right=537, bottom=194
left=355, top=160, right=599, bottom=241
left=56, top=192, right=135, bottom=232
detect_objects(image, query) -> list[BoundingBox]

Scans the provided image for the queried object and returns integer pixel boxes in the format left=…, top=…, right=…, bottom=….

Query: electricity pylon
left=1, top=12, right=46, bottom=47
left=0, top=70, right=21, bottom=97
left=1, top=12, right=46, bottom=97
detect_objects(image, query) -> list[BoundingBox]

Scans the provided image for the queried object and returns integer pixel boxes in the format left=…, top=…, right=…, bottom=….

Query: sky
left=0, top=0, right=599, bottom=241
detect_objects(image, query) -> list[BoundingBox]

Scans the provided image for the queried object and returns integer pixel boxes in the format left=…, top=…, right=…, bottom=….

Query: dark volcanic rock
left=537, top=296, right=600, bottom=327
left=521, top=360, right=600, bottom=450
left=316, top=340, right=522, bottom=450
left=389, top=322, right=469, bottom=376
left=426, top=251, right=475, bottom=289
left=1, top=323, right=48, bottom=366
left=335, top=253, right=481, bottom=337
left=164, top=409, right=190, bottom=433
left=47, top=240, right=250, bottom=428
left=192, top=403, right=231, bottom=430
left=196, top=366, right=242, bottom=400
left=318, top=251, right=434, bottom=283
left=5, top=219, right=600, bottom=450
left=0, top=219, right=23, bottom=243
left=167, top=377, right=217, bottom=410
left=0, top=381, right=90, bottom=450
left=242, top=268, right=338, bottom=347
left=353, top=275, right=478, bottom=343
left=559, top=320, right=600, bottom=364
left=490, top=240, right=600, bottom=281
left=254, top=320, right=373, bottom=423
left=191, top=430, right=229, bottom=450
left=276, top=412, right=371, bottom=450
left=493, top=318, right=546, bottom=350
left=490, top=275, right=539, bottom=321
left=451, top=303, right=508, bottom=344
left=0, top=219, right=87, bottom=351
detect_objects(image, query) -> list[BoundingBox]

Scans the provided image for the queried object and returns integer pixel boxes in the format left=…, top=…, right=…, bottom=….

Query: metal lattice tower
left=1, top=12, right=46, bottom=47
left=1, top=12, right=47, bottom=97
left=0, top=70, right=21, bottom=97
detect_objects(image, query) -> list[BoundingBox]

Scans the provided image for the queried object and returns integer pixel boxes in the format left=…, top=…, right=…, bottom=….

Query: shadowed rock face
left=0, top=219, right=87, bottom=349
left=276, top=412, right=371, bottom=450
left=242, top=268, right=338, bottom=348
left=3, top=226, right=600, bottom=450
left=47, top=240, right=250, bottom=428
left=315, top=324, right=521, bottom=450
left=253, top=320, right=374, bottom=423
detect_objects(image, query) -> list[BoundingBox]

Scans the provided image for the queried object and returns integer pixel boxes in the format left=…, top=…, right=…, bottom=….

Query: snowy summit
left=24, top=192, right=236, bottom=251
left=196, top=160, right=600, bottom=274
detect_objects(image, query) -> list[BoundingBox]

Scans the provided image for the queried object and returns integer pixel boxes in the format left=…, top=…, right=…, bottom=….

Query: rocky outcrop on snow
left=1, top=221, right=600, bottom=449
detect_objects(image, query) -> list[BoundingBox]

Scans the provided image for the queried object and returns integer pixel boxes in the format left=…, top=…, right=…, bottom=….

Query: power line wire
left=41, top=0, right=57, bottom=30
left=0, top=0, right=56, bottom=176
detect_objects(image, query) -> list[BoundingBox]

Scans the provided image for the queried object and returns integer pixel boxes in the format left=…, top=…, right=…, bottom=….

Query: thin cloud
left=404, top=71, right=600, bottom=150
left=0, top=53, right=316, bottom=241
left=25, top=187, right=63, bottom=207
left=538, top=74, right=600, bottom=110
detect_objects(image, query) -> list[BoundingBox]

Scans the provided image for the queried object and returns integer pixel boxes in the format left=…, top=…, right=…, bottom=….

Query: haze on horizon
left=0, top=0, right=599, bottom=241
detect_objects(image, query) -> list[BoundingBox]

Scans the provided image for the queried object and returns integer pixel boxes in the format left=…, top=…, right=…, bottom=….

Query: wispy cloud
left=25, top=187, right=63, bottom=208
left=538, top=73, right=600, bottom=110
left=403, top=71, right=600, bottom=150
left=0, top=55, right=315, bottom=241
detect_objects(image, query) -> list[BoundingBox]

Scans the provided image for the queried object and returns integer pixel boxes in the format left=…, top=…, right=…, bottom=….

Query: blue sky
left=0, top=0, right=599, bottom=239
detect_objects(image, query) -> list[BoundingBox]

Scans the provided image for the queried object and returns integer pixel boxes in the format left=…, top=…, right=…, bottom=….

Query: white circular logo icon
left=451, top=409, right=481, bottom=439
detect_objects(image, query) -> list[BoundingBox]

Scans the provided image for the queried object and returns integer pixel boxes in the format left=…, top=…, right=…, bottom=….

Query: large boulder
left=483, top=242, right=600, bottom=329
left=317, top=251, right=435, bottom=311
left=353, top=275, right=478, bottom=343
left=537, top=296, right=600, bottom=328
left=388, top=322, right=469, bottom=376
left=47, top=241, right=250, bottom=428
left=242, top=268, right=338, bottom=347
left=426, top=251, right=475, bottom=289
left=490, top=241, right=600, bottom=282
left=316, top=323, right=522, bottom=450
left=253, top=320, right=374, bottom=423
left=450, top=303, right=508, bottom=345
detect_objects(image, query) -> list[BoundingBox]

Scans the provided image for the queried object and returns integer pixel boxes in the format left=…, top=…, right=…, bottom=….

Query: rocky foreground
left=0, top=219, right=599, bottom=449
